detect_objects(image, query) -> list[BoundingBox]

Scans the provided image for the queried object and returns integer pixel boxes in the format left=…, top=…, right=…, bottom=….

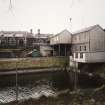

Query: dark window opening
left=19, top=39, right=24, bottom=46
left=84, top=46, right=86, bottom=51
left=80, top=53, right=83, bottom=58
left=80, top=46, right=81, bottom=51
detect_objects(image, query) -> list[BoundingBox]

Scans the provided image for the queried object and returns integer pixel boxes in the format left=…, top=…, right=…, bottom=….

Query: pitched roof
left=51, top=29, right=71, bottom=38
left=72, top=24, right=103, bottom=35
left=35, top=33, right=53, bottom=38
left=0, top=31, right=34, bottom=38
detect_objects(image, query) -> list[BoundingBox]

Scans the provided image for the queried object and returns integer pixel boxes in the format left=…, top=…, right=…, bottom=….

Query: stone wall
left=0, top=57, right=69, bottom=71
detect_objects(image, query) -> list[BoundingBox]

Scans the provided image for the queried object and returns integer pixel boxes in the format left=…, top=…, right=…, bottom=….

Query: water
left=0, top=71, right=69, bottom=104
left=0, top=83, right=57, bottom=103
left=0, top=70, right=103, bottom=105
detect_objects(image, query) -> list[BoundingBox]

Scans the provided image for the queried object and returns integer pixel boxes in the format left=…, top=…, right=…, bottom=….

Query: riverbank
left=1, top=86, right=105, bottom=105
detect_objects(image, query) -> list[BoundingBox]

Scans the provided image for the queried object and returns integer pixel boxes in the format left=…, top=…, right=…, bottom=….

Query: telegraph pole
left=69, top=17, right=78, bottom=91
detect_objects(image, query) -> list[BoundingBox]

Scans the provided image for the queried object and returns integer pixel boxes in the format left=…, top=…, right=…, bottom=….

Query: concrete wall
left=0, top=57, right=69, bottom=70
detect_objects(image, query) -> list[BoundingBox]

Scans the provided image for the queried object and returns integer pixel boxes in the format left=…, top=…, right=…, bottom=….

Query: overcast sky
left=0, top=0, right=105, bottom=34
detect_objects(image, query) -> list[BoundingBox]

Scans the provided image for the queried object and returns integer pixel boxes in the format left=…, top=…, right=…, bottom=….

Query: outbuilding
left=50, top=29, right=72, bottom=56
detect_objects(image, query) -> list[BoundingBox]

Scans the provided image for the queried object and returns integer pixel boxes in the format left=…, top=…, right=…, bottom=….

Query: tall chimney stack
left=38, top=29, right=40, bottom=35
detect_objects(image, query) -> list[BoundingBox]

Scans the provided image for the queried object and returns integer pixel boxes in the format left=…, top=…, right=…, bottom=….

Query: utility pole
left=69, top=17, right=78, bottom=91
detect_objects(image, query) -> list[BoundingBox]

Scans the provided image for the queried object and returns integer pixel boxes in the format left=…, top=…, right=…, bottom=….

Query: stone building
left=0, top=30, right=34, bottom=49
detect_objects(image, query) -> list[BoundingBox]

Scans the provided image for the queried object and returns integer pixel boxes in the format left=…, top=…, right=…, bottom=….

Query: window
left=8, top=38, right=16, bottom=46
left=1, top=39, right=6, bottom=45
left=80, top=46, right=81, bottom=51
left=84, top=46, right=86, bottom=51
left=75, top=53, right=78, bottom=58
left=80, top=53, right=83, bottom=58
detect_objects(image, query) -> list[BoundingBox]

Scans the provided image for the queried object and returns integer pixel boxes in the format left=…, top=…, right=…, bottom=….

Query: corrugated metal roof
left=72, top=24, right=102, bottom=35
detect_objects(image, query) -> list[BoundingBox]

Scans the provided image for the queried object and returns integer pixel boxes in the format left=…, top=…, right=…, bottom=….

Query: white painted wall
left=73, top=53, right=86, bottom=62
left=73, top=52, right=105, bottom=63
left=40, top=46, right=52, bottom=56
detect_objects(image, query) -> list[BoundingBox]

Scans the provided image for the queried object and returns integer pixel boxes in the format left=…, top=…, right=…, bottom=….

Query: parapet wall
left=0, top=57, right=69, bottom=71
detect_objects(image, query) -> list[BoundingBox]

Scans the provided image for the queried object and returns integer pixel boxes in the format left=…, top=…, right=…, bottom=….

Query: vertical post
left=58, top=44, right=60, bottom=56
left=89, top=31, right=90, bottom=52
left=74, top=61, right=78, bottom=91
left=65, top=44, right=66, bottom=56
left=53, top=46, right=54, bottom=56
left=16, top=58, right=18, bottom=104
